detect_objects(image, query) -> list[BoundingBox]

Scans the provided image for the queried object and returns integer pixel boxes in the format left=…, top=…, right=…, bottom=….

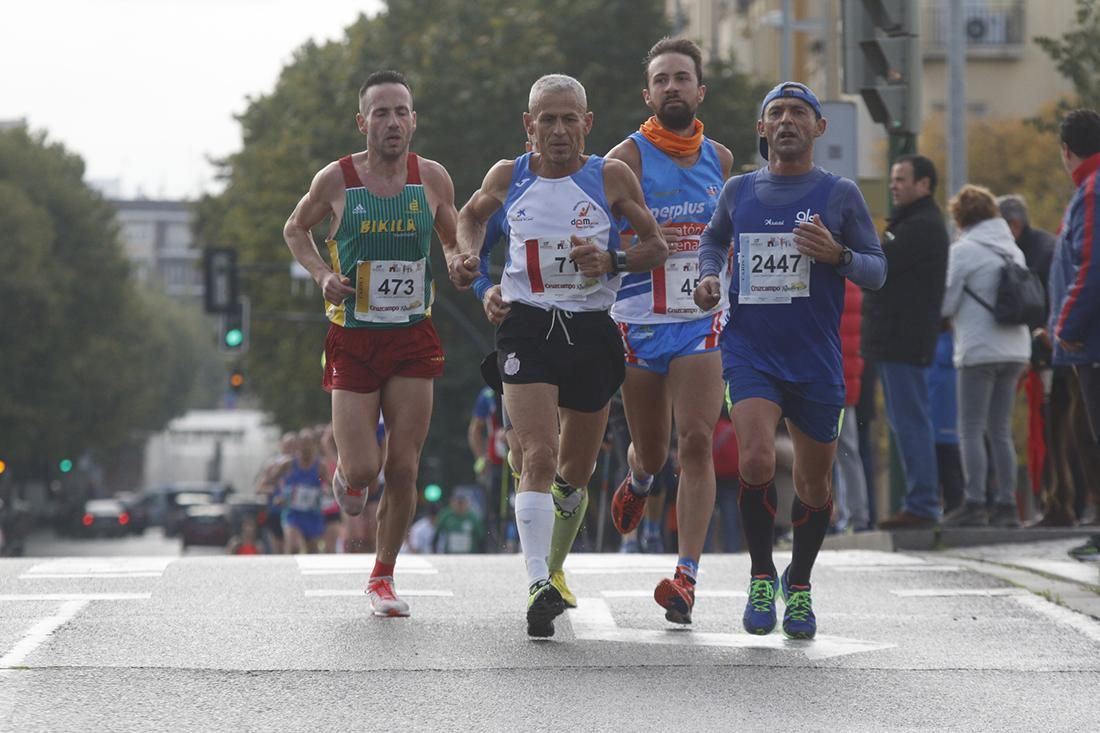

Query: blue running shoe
left=780, top=566, right=817, bottom=639
left=743, top=574, right=779, bottom=635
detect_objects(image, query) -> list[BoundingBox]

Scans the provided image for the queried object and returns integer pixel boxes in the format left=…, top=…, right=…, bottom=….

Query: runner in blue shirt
left=695, top=82, right=886, bottom=639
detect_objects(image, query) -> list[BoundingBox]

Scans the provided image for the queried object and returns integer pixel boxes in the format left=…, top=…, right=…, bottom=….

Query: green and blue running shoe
left=527, top=579, right=566, bottom=638
left=780, top=566, right=817, bottom=639
left=1068, top=535, right=1100, bottom=563
left=743, top=574, right=779, bottom=635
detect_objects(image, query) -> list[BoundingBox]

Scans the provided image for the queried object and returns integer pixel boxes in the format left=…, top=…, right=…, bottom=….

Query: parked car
left=164, top=492, right=216, bottom=538
left=115, top=492, right=148, bottom=535
left=227, top=495, right=268, bottom=533
left=144, top=481, right=234, bottom=529
left=181, top=504, right=233, bottom=549
left=79, top=499, right=131, bottom=538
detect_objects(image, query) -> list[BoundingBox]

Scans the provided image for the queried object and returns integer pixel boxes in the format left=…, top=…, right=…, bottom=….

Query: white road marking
left=19, top=557, right=173, bottom=580
left=304, top=589, right=454, bottom=598
left=601, top=589, right=747, bottom=598
left=20, top=573, right=164, bottom=579
left=890, top=588, right=1026, bottom=597
left=569, top=598, right=894, bottom=660
left=1013, top=594, right=1100, bottom=645
left=0, top=593, right=151, bottom=602
left=0, top=600, right=88, bottom=668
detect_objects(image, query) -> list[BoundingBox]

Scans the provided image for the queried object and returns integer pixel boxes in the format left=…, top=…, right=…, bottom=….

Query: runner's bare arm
left=713, top=142, right=735, bottom=180
left=605, top=138, right=643, bottom=181
left=284, top=164, right=355, bottom=306
left=454, top=161, right=513, bottom=287
left=605, top=158, right=667, bottom=272
left=420, top=158, right=460, bottom=261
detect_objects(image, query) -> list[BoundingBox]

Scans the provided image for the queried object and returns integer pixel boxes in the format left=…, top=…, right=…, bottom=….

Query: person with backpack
left=940, top=185, right=1031, bottom=527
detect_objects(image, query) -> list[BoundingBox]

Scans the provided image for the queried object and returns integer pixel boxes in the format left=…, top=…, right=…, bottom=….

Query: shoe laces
left=370, top=577, right=397, bottom=600
left=748, top=577, right=776, bottom=612
left=785, top=588, right=813, bottom=622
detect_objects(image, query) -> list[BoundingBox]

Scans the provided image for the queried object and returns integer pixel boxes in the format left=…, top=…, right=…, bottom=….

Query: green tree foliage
left=0, top=127, right=215, bottom=481
left=920, top=108, right=1072, bottom=233
left=1035, top=0, right=1100, bottom=115
left=197, top=0, right=767, bottom=484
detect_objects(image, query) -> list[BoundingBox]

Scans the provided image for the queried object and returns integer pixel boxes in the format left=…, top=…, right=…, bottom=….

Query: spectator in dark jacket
left=863, top=155, right=950, bottom=529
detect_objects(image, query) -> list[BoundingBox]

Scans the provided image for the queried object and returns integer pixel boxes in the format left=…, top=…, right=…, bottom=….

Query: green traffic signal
left=424, top=483, right=443, bottom=502
left=59, top=459, right=73, bottom=473
left=224, top=328, right=244, bottom=347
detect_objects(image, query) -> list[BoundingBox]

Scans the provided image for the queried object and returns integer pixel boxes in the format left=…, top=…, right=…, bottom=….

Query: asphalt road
left=1, top=540, right=1098, bottom=731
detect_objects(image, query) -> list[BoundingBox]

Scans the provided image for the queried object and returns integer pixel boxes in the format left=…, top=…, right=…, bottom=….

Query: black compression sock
left=738, top=476, right=777, bottom=578
left=788, top=495, right=833, bottom=587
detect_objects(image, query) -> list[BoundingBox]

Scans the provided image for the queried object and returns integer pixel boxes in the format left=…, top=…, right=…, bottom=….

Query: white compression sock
left=515, top=490, right=555, bottom=587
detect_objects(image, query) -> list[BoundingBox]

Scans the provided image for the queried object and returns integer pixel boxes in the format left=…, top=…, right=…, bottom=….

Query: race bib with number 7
left=525, top=237, right=600, bottom=299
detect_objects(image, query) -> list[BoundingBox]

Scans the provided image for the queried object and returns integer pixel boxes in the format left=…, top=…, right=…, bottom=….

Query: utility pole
left=947, top=0, right=968, bottom=198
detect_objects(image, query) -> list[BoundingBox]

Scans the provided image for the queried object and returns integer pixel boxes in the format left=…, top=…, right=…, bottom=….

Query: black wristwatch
left=610, top=249, right=628, bottom=273
left=838, top=247, right=853, bottom=267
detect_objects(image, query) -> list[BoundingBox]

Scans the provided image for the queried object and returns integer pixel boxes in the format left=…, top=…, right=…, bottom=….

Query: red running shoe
left=366, top=576, right=410, bottom=617
left=654, top=571, right=696, bottom=624
left=611, top=475, right=647, bottom=534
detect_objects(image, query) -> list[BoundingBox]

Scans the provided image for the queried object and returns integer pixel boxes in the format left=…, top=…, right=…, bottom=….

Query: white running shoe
left=367, top=576, right=410, bottom=617
left=332, top=466, right=369, bottom=516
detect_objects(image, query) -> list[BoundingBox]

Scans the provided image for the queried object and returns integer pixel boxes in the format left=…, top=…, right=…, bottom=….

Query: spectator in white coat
left=940, top=185, right=1031, bottom=527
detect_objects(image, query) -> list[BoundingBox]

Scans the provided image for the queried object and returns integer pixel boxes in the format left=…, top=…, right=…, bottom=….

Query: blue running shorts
left=725, top=365, right=843, bottom=444
left=618, top=314, right=723, bottom=375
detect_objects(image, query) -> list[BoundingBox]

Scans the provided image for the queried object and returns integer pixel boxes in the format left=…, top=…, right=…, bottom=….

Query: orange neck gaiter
left=639, top=116, right=704, bottom=158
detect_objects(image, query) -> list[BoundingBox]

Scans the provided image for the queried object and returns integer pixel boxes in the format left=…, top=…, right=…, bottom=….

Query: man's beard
left=656, top=102, right=695, bottom=131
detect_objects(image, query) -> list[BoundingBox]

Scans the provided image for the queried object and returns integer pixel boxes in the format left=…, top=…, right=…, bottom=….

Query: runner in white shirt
left=451, top=74, right=667, bottom=637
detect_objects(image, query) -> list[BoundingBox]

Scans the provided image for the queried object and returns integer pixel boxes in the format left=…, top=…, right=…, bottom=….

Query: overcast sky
left=2, top=0, right=384, bottom=200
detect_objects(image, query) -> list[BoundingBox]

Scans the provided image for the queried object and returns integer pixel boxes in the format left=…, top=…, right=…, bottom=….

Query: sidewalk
left=821, top=525, right=1098, bottom=552
left=821, top=528, right=1100, bottom=620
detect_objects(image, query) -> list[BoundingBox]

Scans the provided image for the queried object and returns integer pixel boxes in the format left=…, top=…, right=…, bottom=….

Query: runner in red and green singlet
left=284, top=70, right=478, bottom=618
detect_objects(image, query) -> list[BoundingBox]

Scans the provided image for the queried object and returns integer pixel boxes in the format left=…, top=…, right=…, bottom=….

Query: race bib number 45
left=738, top=233, right=811, bottom=304
left=653, top=222, right=707, bottom=317
left=354, top=258, right=427, bottom=323
left=525, top=238, right=599, bottom=298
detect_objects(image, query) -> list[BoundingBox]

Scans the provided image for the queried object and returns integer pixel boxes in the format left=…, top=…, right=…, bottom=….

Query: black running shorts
left=484, top=302, right=625, bottom=413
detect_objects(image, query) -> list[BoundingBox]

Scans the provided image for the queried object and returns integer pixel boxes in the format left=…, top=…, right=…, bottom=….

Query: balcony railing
left=923, top=0, right=1026, bottom=60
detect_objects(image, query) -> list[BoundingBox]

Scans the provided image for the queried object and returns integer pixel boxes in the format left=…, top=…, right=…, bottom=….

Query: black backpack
left=963, top=241, right=1046, bottom=328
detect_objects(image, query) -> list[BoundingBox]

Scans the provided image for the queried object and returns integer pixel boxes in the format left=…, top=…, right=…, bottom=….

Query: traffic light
left=229, top=369, right=245, bottom=393
left=0, top=459, right=6, bottom=476
left=59, top=459, right=73, bottom=474
left=219, top=297, right=250, bottom=354
left=842, top=0, right=922, bottom=134
left=203, top=247, right=238, bottom=314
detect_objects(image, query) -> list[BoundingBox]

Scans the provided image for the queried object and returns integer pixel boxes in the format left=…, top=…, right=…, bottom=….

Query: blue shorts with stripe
left=725, top=365, right=843, bottom=444
left=617, top=315, right=723, bottom=375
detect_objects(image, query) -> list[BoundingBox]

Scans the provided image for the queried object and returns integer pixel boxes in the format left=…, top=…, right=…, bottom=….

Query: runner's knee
left=521, top=442, right=558, bottom=484
left=676, top=426, right=713, bottom=468
left=739, top=447, right=776, bottom=485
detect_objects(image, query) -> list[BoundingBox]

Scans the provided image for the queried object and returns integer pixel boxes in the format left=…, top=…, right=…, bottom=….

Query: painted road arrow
left=569, top=598, right=896, bottom=660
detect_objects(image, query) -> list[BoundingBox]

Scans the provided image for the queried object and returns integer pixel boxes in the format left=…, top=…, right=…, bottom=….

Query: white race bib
left=287, top=484, right=321, bottom=513
left=737, top=233, right=811, bottom=304
left=354, top=259, right=427, bottom=323
left=652, top=223, right=707, bottom=317
left=525, top=238, right=599, bottom=299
